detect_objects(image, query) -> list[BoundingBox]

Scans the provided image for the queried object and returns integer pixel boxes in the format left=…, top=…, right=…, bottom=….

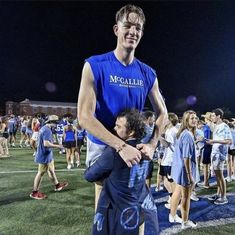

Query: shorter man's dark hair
left=212, top=108, right=224, bottom=119
left=117, top=109, right=145, bottom=140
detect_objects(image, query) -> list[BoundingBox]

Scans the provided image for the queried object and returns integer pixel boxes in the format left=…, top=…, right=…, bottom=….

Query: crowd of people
left=0, top=113, right=87, bottom=169
left=1, top=107, right=235, bottom=234
left=83, top=108, right=235, bottom=233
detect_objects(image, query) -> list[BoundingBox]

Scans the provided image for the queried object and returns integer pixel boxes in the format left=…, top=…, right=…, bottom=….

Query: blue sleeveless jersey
left=56, top=120, right=67, bottom=135
left=86, top=51, right=157, bottom=145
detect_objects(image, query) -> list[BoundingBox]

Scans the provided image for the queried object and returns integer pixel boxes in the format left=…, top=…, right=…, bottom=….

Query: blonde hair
left=176, top=110, right=196, bottom=139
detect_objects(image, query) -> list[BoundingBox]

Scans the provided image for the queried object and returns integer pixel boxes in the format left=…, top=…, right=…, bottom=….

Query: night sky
left=1, top=1, right=235, bottom=116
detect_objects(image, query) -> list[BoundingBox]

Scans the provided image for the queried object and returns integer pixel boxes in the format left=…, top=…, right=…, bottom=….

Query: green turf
left=0, top=147, right=94, bottom=235
left=0, top=145, right=235, bottom=235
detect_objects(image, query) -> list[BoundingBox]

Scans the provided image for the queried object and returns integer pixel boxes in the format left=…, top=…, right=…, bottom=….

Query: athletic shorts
left=211, top=153, right=225, bottom=171
left=77, top=139, right=84, bottom=148
left=56, top=134, right=63, bottom=145
left=9, top=131, right=14, bottom=136
left=21, top=127, right=26, bottom=134
left=202, top=144, right=212, bottom=164
left=2, top=133, right=9, bottom=139
left=31, top=132, right=39, bottom=141
left=146, top=160, right=154, bottom=179
left=86, top=138, right=106, bottom=167
left=63, top=141, right=76, bottom=149
left=228, top=148, right=235, bottom=156
left=159, top=165, right=171, bottom=177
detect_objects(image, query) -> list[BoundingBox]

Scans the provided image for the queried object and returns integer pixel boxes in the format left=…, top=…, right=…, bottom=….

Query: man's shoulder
left=86, top=51, right=113, bottom=64
left=135, top=58, right=157, bottom=77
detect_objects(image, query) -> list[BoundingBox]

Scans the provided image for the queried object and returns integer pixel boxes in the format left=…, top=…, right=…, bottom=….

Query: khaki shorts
left=38, top=160, right=55, bottom=173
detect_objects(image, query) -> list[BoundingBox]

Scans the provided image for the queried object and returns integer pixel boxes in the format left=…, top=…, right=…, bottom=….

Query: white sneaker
left=155, top=185, right=164, bottom=192
left=225, top=176, right=232, bottom=183
left=169, top=213, right=182, bottom=223
left=33, top=152, right=36, bottom=157
left=231, top=176, right=235, bottom=181
left=182, top=220, right=197, bottom=229
left=191, top=193, right=199, bottom=201
left=164, top=203, right=171, bottom=209
left=197, top=182, right=210, bottom=189
left=12, top=143, right=15, bottom=147
left=71, top=162, right=74, bottom=168
left=167, top=196, right=171, bottom=204
left=76, top=160, right=80, bottom=167
left=214, top=197, right=228, bottom=205
left=177, top=204, right=181, bottom=211
left=59, top=151, right=63, bottom=154
left=67, top=164, right=71, bottom=170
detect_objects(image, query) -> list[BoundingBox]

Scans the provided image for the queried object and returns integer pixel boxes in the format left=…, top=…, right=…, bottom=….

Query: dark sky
left=1, top=1, right=235, bottom=116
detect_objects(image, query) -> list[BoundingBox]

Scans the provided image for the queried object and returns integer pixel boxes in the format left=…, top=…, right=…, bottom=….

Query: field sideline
left=0, top=146, right=235, bottom=235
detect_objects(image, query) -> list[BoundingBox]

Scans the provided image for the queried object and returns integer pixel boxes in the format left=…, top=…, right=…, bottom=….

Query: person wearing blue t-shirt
left=30, top=115, right=68, bottom=200
left=170, top=110, right=198, bottom=230
left=84, top=109, right=159, bottom=235
left=77, top=4, right=167, bottom=208
left=197, top=112, right=213, bottom=189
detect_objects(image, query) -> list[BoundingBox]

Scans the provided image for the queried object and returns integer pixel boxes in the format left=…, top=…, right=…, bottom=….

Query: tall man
left=207, top=108, right=232, bottom=205
left=77, top=4, right=168, bottom=206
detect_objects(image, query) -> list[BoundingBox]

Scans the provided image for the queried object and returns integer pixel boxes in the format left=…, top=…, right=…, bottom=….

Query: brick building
left=5, top=99, right=77, bottom=117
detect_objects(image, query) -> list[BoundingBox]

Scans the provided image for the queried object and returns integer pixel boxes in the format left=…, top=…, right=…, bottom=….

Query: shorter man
left=84, top=109, right=159, bottom=235
left=30, top=115, right=68, bottom=200
left=207, top=108, right=232, bottom=205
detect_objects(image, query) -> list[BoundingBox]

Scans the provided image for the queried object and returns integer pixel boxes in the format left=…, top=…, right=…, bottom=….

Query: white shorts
left=56, top=134, right=63, bottom=145
left=31, top=132, right=39, bottom=141
left=86, top=138, right=106, bottom=167
left=211, top=153, right=225, bottom=171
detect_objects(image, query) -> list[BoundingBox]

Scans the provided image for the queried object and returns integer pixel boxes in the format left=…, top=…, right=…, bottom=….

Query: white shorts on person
left=211, top=153, right=225, bottom=171
left=86, top=138, right=106, bottom=167
left=31, top=132, right=39, bottom=142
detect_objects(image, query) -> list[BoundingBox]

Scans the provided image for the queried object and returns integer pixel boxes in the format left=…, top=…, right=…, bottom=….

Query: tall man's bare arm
left=137, top=79, right=168, bottom=157
left=77, top=62, right=142, bottom=167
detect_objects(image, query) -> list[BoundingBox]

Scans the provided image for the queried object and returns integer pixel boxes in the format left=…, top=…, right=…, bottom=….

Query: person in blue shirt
left=30, top=115, right=68, bottom=200
left=170, top=110, right=198, bottom=230
left=8, top=114, right=17, bottom=147
left=84, top=109, right=159, bottom=235
left=75, top=121, right=87, bottom=167
left=197, top=112, right=213, bottom=188
left=56, top=115, right=68, bottom=154
left=63, top=122, right=77, bottom=170
left=77, top=4, right=167, bottom=208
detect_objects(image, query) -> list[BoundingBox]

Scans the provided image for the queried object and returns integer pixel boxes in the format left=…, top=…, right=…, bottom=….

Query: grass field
left=0, top=145, right=235, bottom=235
